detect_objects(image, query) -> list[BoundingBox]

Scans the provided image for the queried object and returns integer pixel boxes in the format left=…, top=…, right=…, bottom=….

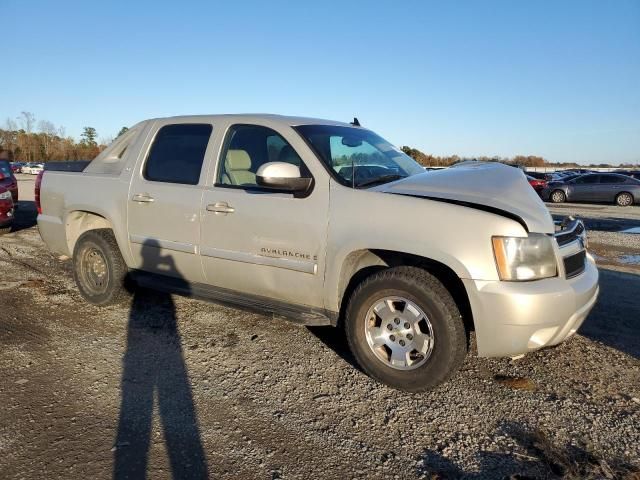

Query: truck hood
left=375, top=162, right=554, bottom=234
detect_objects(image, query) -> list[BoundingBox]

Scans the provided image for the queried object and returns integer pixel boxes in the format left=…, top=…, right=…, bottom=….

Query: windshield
left=294, top=125, right=424, bottom=187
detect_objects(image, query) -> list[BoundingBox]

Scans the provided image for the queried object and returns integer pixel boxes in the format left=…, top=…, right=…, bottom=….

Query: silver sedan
left=542, top=173, right=640, bottom=206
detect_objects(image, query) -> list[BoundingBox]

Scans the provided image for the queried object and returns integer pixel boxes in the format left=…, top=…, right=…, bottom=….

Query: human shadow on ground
left=113, top=239, right=208, bottom=479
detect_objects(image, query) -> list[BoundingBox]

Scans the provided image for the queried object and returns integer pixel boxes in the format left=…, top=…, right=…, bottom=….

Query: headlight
left=0, top=190, right=11, bottom=200
left=492, top=234, right=557, bottom=281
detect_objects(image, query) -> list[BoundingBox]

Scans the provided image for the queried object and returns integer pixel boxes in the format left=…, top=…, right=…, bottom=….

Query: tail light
left=35, top=171, right=44, bottom=214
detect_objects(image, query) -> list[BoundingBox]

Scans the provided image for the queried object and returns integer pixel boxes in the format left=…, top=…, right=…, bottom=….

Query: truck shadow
left=10, top=200, right=37, bottom=232
left=306, top=325, right=362, bottom=372
left=309, top=267, right=640, bottom=370
left=580, top=268, right=640, bottom=359
left=113, top=240, right=208, bottom=479
left=416, top=420, right=638, bottom=478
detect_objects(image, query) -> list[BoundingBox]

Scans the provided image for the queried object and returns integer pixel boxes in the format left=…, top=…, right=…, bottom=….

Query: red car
left=526, top=175, right=547, bottom=194
left=0, top=185, right=14, bottom=233
left=0, top=160, right=19, bottom=203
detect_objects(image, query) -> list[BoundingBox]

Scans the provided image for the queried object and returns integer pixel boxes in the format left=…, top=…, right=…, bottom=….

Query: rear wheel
left=550, top=190, right=566, bottom=203
left=615, top=192, right=633, bottom=207
left=72, top=229, right=131, bottom=306
left=0, top=226, right=11, bottom=235
left=344, top=266, right=467, bottom=392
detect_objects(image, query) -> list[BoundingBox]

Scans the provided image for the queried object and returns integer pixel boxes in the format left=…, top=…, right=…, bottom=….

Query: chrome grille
left=555, top=218, right=587, bottom=278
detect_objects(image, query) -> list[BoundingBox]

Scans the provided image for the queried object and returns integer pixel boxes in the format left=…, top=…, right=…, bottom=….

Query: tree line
left=0, top=111, right=128, bottom=162
left=0, top=112, right=634, bottom=168
left=400, top=146, right=637, bottom=169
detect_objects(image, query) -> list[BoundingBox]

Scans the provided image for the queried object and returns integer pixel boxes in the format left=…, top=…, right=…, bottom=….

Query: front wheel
left=550, top=190, right=566, bottom=203
left=615, top=192, right=634, bottom=207
left=345, top=266, right=467, bottom=392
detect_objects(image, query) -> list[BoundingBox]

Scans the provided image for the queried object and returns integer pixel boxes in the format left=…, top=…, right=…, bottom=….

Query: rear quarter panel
left=38, top=172, right=133, bottom=264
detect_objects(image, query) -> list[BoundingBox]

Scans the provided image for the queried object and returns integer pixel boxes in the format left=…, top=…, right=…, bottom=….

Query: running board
left=130, top=270, right=335, bottom=326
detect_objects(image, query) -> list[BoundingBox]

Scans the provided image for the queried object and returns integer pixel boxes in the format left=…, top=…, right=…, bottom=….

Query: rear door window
left=599, top=174, right=627, bottom=184
left=144, top=124, right=212, bottom=185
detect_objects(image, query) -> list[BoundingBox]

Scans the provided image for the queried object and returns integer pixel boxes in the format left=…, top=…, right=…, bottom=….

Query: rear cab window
left=144, top=124, right=212, bottom=185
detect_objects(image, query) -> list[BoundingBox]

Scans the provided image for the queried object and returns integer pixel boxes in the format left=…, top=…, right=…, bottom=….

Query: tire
left=0, top=226, right=11, bottom=235
left=344, top=266, right=467, bottom=392
left=72, top=229, right=131, bottom=306
left=615, top=192, right=634, bottom=207
left=550, top=190, right=566, bottom=203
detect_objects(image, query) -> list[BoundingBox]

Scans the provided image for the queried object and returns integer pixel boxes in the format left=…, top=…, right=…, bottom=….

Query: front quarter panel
left=324, top=183, right=528, bottom=312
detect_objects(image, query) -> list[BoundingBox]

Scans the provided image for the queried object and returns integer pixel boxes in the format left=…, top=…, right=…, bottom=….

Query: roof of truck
left=139, top=114, right=356, bottom=128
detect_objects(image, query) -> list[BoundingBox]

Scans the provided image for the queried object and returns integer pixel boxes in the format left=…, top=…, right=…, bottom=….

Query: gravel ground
left=0, top=183, right=638, bottom=479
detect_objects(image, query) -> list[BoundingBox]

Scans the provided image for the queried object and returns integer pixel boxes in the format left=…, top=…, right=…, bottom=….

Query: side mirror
left=256, top=162, right=312, bottom=192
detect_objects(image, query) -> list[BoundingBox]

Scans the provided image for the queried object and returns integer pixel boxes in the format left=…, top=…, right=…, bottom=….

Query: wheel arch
left=64, top=210, right=115, bottom=255
left=335, top=249, right=474, bottom=336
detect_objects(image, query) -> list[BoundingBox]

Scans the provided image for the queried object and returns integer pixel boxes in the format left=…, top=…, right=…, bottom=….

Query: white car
left=24, top=163, right=44, bottom=175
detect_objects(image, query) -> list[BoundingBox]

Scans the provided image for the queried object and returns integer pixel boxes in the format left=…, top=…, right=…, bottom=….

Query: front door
left=199, top=123, right=329, bottom=309
left=568, top=175, right=600, bottom=201
left=127, top=122, right=213, bottom=282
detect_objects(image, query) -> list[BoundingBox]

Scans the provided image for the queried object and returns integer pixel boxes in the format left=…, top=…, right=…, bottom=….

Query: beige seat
left=224, top=149, right=255, bottom=185
left=278, top=145, right=301, bottom=166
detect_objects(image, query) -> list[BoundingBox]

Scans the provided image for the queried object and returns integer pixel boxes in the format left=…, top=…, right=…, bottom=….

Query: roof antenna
left=350, top=117, right=361, bottom=127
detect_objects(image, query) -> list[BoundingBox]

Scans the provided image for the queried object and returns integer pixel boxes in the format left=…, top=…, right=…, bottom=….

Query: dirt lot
left=1, top=176, right=639, bottom=479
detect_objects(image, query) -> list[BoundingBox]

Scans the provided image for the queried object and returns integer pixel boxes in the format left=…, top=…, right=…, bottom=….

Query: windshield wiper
left=355, top=174, right=406, bottom=188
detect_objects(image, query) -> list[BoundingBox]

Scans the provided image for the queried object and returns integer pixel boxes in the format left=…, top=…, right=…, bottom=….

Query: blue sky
left=1, top=0, right=638, bottom=165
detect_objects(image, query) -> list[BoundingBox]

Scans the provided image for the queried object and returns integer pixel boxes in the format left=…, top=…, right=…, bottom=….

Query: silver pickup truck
left=37, top=114, right=599, bottom=391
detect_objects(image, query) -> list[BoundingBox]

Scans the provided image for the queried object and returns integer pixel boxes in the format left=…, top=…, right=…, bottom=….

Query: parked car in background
left=36, top=114, right=599, bottom=391
left=526, top=175, right=547, bottom=194
left=0, top=185, right=14, bottom=233
left=615, top=170, right=640, bottom=181
left=0, top=160, right=19, bottom=203
left=525, top=171, right=551, bottom=181
left=10, top=162, right=24, bottom=173
left=23, top=163, right=45, bottom=175
left=565, top=169, right=593, bottom=175
left=543, top=173, right=640, bottom=206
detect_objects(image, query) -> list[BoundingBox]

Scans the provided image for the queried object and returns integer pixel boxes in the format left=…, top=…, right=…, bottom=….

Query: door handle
left=132, top=193, right=155, bottom=203
left=206, top=202, right=235, bottom=214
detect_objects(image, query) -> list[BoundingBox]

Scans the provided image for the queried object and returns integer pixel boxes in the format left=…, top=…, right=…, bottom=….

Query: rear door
left=598, top=174, right=629, bottom=202
left=127, top=122, right=214, bottom=282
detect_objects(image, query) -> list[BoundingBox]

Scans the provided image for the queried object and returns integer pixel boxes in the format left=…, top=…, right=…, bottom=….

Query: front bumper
left=463, top=254, right=599, bottom=357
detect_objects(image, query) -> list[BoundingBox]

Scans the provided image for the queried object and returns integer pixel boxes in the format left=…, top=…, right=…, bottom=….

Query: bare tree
left=38, top=120, right=57, bottom=160
left=19, top=111, right=36, bottom=132
left=100, top=135, right=114, bottom=146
